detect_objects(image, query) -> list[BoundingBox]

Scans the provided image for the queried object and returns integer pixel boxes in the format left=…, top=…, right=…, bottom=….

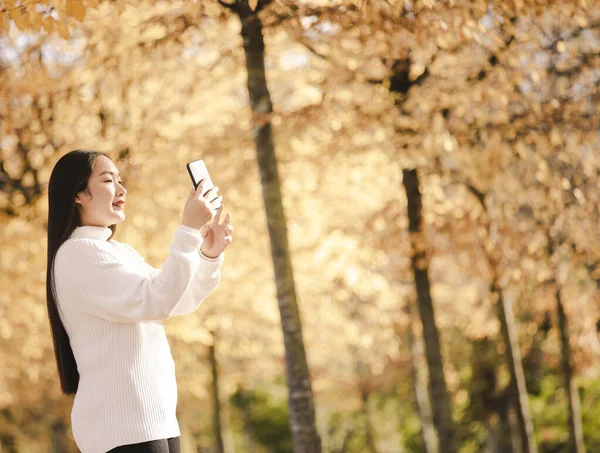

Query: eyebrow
left=99, top=171, right=121, bottom=177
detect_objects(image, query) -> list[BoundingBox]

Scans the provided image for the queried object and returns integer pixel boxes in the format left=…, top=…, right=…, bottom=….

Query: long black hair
left=46, top=149, right=117, bottom=395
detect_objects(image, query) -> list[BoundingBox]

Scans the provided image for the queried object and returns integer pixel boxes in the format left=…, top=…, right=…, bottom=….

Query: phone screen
left=186, top=159, right=214, bottom=190
left=186, top=159, right=221, bottom=208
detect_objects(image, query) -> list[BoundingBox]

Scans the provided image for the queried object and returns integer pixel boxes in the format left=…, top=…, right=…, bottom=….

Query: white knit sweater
left=53, top=224, right=224, bottom=453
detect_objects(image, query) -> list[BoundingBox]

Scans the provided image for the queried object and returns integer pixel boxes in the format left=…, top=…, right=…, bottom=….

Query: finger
left=208, top=189, right=221, bottom=203
left=204, top=186, right=219, bottom=199
left=224, top=225, right=233, bottom=234
left=212, top=202, right=223, bottom=225
left=211, top=196, right=223, bottom=209
left=197, top=179, right=209, bottom=197
left=222, top=212, right=231, bottom=227
left=200, top=224, right=211, bottom=238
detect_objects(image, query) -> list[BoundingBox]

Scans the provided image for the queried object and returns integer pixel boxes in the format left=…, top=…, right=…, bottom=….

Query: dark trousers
left=107, top=437, right=180, bottom=453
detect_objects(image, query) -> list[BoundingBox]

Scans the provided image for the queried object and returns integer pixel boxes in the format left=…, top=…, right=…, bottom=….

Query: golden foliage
left=1, top=1, right=600, bottom=448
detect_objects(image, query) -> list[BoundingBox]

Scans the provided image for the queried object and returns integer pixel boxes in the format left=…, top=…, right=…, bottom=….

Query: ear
left=74, top=194, right=82, bottom=205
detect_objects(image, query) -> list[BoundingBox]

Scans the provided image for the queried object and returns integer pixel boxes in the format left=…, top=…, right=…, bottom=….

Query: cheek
left=92, top=185, right=115, bottom=205
left=104, top=187, right=116, bottom=203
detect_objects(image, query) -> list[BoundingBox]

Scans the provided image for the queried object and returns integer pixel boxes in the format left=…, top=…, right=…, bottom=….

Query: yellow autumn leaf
left=57, top=22, right=70, bottom=40
left=117, top=0, right=127, bottom=13
left=20, top=10, right=32, bottom=29
left=71, top=0, right=86, bottom=22
left=31, top=11, right=43, bottom=30
left=0, top=13, right=9, bottom=33
left=42, top=16, right=54, bottom=33
left=9, top=7, right=25, bottom=30
left=8, top=7, right=20, bottom=22
left=86, top=0, right=99, bottom=8
left=249, top=0, right=258, bottom=11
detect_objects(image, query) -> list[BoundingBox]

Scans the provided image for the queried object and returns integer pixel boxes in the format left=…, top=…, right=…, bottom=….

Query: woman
left=45, top=150, right=233, bottom=453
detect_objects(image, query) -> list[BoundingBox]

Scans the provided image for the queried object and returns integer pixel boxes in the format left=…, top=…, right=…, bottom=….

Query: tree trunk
left=491, top=278, right=538, bottom=453
left=469, top=338, right=514, bottom=453
left=556, top=287, right=586, bottom=453
left=464, top=184, right=537, bottom=453
left=402, top=169, right=457, bottom=453
left=356, top=360, right=378, bottom=453
left=49, top=418, right=72, bottom=453
left=507, top=406, right=523, bottom=453
left=484, top=406, right=514, bottom=453
left=209, top=337, right=225, bottom=453
left=230, top=2, right=322, bottom=452
left=407, top=306, right=439, bottom=453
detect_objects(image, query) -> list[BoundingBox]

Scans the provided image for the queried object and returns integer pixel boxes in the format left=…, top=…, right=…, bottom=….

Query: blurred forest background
left=1, top=0, right=599, bottom=452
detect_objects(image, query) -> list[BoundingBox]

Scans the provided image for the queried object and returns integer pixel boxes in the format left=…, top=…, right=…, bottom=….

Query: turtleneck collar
left=70, top=225, right=113, bottom=241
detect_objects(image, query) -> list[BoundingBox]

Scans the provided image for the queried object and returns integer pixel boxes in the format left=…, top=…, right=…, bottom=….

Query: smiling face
left=74, top=155, right=127, bottom=228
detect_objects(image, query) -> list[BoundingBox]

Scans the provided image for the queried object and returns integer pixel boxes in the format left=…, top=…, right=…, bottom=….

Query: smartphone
left=186, top=159, right=221, bottom=208
left=186, top=159, right=213, bottom=190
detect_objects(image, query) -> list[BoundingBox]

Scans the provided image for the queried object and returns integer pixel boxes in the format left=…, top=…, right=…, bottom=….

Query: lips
left=113, top=201, right=125, bottom=207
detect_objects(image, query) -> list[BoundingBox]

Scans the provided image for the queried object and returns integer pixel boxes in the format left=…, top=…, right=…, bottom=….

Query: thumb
left=200, top=224, right=210, bottom=238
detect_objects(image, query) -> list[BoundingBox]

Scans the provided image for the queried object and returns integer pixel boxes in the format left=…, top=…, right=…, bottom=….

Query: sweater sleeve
left=64, top=225, right=205, bottom=323
left=171, top=250, right=223, bottom=316
left=124, top=242, right=224, bottom=317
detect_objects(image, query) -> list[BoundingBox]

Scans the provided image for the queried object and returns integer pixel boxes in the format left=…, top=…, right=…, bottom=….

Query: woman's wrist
left=200, top=250, right=222, bottom=261
left=179, top=224, right=201, bottom=235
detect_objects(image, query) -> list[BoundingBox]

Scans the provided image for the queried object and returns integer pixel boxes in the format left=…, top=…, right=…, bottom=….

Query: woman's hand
left=182, top=179, right=222, bottom=230
left=200, top=204, right=233, bottom=259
